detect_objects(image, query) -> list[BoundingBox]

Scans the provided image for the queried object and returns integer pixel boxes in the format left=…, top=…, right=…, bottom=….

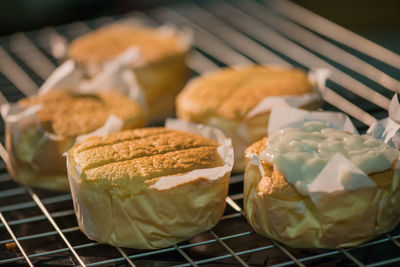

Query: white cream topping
left=260, top=121, right=400, bottom=196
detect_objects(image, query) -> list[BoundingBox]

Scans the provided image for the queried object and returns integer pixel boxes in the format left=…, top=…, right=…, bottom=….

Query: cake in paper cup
left=243, top=108, right=400, bottom=248
left=176, top=65, right=324, bottom=172
left=66, top=120, right=233, bottom=249
left=2, top=90, right=146, bottom=191
left=69, top=22, right=191, bottom=122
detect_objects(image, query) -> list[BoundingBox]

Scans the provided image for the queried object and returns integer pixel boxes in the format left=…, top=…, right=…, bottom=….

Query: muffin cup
left=177, top=65, right=329, bottom=172
left=67, top=119, right=234, bottom=249
left=0, top=54, right=145, bottom=191
left=244, top=107, right=400, bottom=248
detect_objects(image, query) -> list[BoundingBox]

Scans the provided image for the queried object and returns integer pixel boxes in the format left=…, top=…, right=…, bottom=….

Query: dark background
left=0, top=0, right=399, bottom=53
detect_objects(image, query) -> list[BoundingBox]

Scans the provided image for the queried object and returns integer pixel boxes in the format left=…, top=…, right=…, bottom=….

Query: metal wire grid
left=0, top=0, right=399, bottom=266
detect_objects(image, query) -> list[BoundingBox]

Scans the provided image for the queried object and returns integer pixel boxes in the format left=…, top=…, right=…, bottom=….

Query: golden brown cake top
left=69, top=24, right=186, bottom=65
left=177, top=65, right=315, bottom=121
left=69, top=128, right=223, bottom=194
left=18, top=90, right=145, bottom=137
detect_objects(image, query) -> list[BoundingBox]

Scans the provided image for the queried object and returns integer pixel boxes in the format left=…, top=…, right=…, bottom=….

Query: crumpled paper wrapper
left=367, top=94, right=400, bottom=149
left=0, top=54, right=145, bottom=191
left=51, top=19, right=192, bottom=122
left=66, top=119, right=234, bottom=249
left=244, top=109, right=400, bottom=248
left=208, top=67, right=328, bottom=173
left=42, top=49, right=146, bottom=105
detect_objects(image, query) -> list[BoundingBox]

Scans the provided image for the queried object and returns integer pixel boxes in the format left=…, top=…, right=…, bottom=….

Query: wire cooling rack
left=1, top=0, right=400, bottom=266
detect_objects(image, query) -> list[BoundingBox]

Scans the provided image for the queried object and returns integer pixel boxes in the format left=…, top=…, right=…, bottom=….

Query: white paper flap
left=38, top=48, right=145, bottom=108
left=150, top=119, right=234, bottom=190
left=243, top=67, right=328, bottom=120
left=245, top=92, right=321, bottom=119
left=75, top=115, right=124, bottom=144
left=308, top=68, right=331, bottom=96
left=309, top=153, right=376, bottom=204
left=367, top=95, right=400, bottom=149
left=1, top=103, right=42, bottom=123
left=39, top=60, right=81, bottom=94
left=389, top=94, right=400, bottom=122
left=245, top=153, right=266, bottom=176
left=268, top=106, right=358, bottom=136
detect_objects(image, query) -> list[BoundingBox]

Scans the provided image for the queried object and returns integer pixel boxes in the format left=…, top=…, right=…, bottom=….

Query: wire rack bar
left=271, top=250, right=340, bottom=267
left=267, top=0, right=400, bottom=70
left=39, top=27, right=68, bottom=61
left=229, top=193, right=243, bottom=201
left=321, top=89, right=377, bottom=126
left=187, top=50, right=219, bottom=73
left=221, top=212, right=242, bottom=220
left=180, top=231, right=253, bottom=250
left=0, top=187, right=27, bottom=199
left=271, top=240, right=306, bottom=267
left=27, top=188, right=86, bottom=266
left=229, top=174, right=244, bottom=184
left=0, top=211, right=34, bottom=266
left=359, top=234, right=400, bottom=248
left=66, top=21, right=92, bottom=36
left=0, top=209, right=75, bottom=227
left=174, top=244, right=199, bottom=267
left=386, top=234, right=400, bottom=247
left=274, top=232, right=400, bottom=267
left=0, top=193, right=72, bottom=212
left=0, top=140, right=10, bottom=164
left=225, top=196, right=243, bottom=214
left=9, top=32, right=56, bottom=79
left=0, top=242, right=98, bottom=265
left=340, top=248, right=365, bottom=266
left=115, top=247, right=136, bottom=267
left=210, top=230, right=249, bottom=267
left=366, top=257, right=400, bottom=267
left=0, top=226, right=79, bottom=245
left=0, top=46, right=38, bottom=95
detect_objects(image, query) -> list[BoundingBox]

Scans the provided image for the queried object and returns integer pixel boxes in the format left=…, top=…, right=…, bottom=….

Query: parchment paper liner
left=244, top=107, right=400, bottom=248
left=66, top=119, right=234, bottom=249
